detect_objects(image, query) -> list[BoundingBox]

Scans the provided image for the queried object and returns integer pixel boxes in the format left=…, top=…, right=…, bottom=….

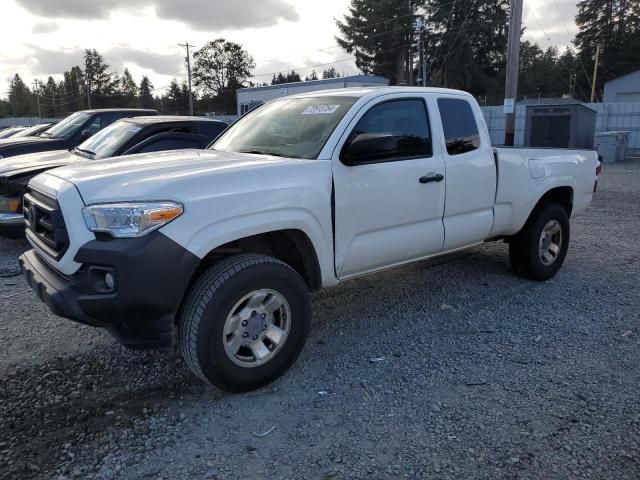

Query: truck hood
left=0, top=150, right=82, bottom=181
left=0, top=135, right=57, bottom=151
left=0, top=135, right=69, bottom=159
left=45, top=149, right=323, bottom=203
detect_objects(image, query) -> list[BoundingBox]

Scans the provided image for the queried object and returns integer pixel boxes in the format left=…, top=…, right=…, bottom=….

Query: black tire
left=508, top=202, right=570, bottom=281
left=179, top=254, right=311, bottom=392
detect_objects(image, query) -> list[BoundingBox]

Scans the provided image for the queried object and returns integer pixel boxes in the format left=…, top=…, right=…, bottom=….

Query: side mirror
left=340, top=133, right=398, bottom=166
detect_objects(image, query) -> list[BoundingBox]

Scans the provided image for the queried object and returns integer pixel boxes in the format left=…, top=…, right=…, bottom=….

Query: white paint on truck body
left=30, top=87, right=599, bottom=288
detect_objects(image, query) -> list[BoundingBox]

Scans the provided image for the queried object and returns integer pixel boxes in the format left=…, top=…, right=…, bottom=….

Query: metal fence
left=480, top=102, right=640, bottom=153
left=0, top=117, right=61, bottom=128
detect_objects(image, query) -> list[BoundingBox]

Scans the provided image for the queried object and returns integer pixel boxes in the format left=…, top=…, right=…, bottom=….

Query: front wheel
left=509, top=202, right=570, bottom=281
left=179, top=254, right=311, bottom=392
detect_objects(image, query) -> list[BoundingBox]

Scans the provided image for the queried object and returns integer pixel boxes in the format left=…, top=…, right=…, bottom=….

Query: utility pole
left=179, top=42, right=195, bottom=115
left=32, top=80, right=42, bottom=118
left=503, top=0, right=523, bottom=146
left=590, top=44, right=601, bottom=103
left=85, top=56, right=92, bottom=109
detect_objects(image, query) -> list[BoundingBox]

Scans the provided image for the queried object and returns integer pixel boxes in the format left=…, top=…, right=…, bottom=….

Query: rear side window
left=198, top=122, right=227, bottom=140
left=437, top=98, right=481, bottom=155
left=137, top=138, right=203, bottom=153
left=346, top=99, right=432, bottom=161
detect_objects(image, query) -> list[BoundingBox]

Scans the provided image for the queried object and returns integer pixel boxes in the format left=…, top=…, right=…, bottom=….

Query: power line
left=526, top=5, right=589, bottom=100
left=549, top=0, right=594, bottom=96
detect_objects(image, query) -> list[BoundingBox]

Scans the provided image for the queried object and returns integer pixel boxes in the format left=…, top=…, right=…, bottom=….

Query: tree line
left=2, top=0, right=638, bottom=118
left=336, top=0, right=640, bottom=103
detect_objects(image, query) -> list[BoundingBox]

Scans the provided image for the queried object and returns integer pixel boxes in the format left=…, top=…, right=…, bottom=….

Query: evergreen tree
left=322, top=67, right=341, bottom=79
left=119, top=68, right=138, bottom=107
left=84, top=49, right=114, bottom=108
left=271, top=70, right=302, bottom=84
left=423, top=0, right=508, bottom=100
left=165, top=79, right=183, bottom=114
left=139, top=76, right=155, bottom=109
left=574, top=0, right=640, bottom=98
left=62, top=66, right=86, bottom=112
left=8, top=74, right=33, bottom=117
left=305, top=70, right=319, bottom=81
left=41, top=76, right=59, bottom=117
left=336, top=0, right=418, bottom=84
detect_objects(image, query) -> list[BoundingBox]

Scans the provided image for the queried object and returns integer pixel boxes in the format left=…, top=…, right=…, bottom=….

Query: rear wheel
left=509, top=202, right=570, bottom=281
left=179, top=254, right=311, bottom=392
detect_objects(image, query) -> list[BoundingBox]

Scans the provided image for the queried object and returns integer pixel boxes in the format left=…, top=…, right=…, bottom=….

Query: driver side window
left=344, top=99, right=432, bottom=163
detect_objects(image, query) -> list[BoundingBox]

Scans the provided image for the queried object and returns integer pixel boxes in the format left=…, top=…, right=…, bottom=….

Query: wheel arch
left=189, top=228, right=323, bottom=292
left=508, top=185, right=574, bottom=240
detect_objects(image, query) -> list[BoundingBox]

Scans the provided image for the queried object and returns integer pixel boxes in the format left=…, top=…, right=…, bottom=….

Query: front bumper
left=20, top=232, right=200, bottom=350
left=0, top=212, right=24, bottom=239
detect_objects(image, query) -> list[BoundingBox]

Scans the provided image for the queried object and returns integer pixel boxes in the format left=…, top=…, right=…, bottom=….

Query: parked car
left=10, top=123, right=56, bottom=138
left=20, top=87, right=600, bottom=392
left=0, top=108, right=157, bottom=159
left=0, top=116, right=226, bottom=238
left=0, top=126, right=28, bottom=139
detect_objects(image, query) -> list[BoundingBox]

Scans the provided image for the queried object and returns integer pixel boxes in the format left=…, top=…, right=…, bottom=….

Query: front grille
left=23, top=189, right=69, bottom=260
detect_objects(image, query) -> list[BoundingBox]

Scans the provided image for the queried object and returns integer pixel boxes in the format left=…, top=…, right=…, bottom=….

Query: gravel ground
left=1, top=161, right=639, bottom=480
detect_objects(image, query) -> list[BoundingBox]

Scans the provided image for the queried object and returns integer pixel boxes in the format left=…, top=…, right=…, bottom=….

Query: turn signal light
left=595, top=164, right=602, bottom=176
left=148, top=207, right=183, bottom=221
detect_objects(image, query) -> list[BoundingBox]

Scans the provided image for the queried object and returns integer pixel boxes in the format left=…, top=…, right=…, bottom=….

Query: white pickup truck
left=20, top=87, right=600, bottom=391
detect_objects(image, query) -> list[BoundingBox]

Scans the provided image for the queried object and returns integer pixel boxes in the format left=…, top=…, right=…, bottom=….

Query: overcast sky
left=0, top=0, right=579, bottom=97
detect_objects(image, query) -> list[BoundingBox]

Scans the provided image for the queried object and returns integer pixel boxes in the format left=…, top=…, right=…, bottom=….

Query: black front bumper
left=20, top=233, right=200, bottom=350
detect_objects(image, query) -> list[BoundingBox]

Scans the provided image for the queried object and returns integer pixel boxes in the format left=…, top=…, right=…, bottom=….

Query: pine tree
left=423, top=0, right=508, bottom=100
left=322, top=67, right=341, bottom=79
left=62, top=66, right=86, bottom=112
left=8, top=74, right=33, bottom=117
left=42, top=76, right=59, bottom=117
left=139, top=76, right=155, bottom=109
left=119, top=68, right=138, bottom=107
left=336, top=0, right=419, bottom=84
left=305, top=70, right=319, bottom=81
left=83, top=49, right=114, bottom=108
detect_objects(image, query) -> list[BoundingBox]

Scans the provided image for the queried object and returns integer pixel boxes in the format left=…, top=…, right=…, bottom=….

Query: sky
left=0, top=0, right=580, bottom=97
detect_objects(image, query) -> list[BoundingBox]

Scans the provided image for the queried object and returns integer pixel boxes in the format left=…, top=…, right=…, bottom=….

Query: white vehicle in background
left=20, top=87, right=600, bottom=391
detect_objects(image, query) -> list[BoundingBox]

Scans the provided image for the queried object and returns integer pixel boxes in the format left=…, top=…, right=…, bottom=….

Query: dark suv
left=0, top=108, right=157, bottom=160
left=0, top=116, right=227, bottom=238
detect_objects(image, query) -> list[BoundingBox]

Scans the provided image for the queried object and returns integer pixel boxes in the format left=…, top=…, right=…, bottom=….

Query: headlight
left=0, top=195, right=21, bottom=213
left=82, top=202, right=183, bottom=238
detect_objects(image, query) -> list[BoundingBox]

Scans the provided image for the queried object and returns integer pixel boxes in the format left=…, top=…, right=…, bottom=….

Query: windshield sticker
left=302, top=104, right=341, bottom=115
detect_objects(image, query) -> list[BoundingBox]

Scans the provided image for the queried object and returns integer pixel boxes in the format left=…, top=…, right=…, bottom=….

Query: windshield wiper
left=74, top=147, right=96, bottom=159
left=239, top=149, right=283, bottom=157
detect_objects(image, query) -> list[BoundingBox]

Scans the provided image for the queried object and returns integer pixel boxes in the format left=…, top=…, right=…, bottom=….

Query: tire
left=179, top=254, right=311, bottom=392
left=508, top=202, right=570, bottom=281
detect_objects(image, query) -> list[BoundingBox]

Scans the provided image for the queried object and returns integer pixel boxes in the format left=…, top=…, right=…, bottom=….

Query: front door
left=333, top=95, right=446, bottom=278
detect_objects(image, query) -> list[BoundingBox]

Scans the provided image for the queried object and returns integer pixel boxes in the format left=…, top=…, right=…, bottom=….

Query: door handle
left=419, top=173, right=444, bottom=184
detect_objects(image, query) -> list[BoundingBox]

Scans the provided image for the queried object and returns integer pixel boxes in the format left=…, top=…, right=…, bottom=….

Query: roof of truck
left=286, top=86, right=473, bottom=100
left=122, top=116, right=227, bottom=125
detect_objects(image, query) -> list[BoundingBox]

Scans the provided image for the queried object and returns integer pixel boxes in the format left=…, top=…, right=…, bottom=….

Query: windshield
left=0, top=127, right=26, bottom=139
left=212, top=96, right=358, bottom=159
left=77, top=120, right=142, bottom=159
left=41, top=112, right=91, bottom=139
left=12, top=124, right=49, bottom=138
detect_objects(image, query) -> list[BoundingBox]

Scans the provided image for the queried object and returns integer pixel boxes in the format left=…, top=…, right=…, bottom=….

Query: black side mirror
left=340, top=133, right=399, bottom=166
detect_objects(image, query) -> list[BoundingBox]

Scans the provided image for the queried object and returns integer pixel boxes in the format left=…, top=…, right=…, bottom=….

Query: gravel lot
left=1, top=161, right=639, bottom=480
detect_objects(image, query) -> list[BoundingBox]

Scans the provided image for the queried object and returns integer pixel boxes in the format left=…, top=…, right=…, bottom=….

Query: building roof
left=237, top=75, right=389, bottom=93
left=604, top=68, right=640, bottom=86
